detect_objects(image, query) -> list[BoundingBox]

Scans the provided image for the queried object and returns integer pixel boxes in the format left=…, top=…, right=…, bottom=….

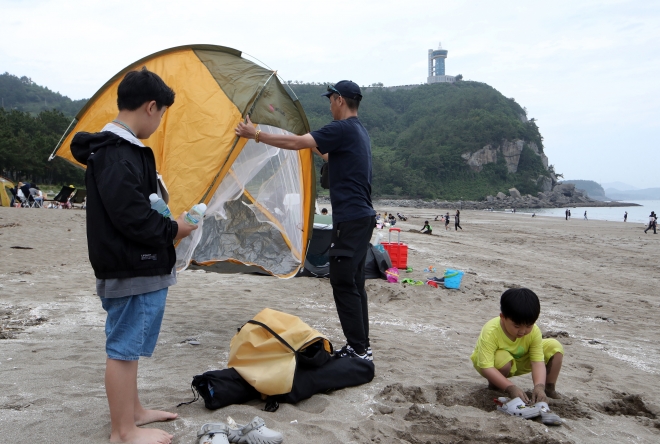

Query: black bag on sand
left=273, top=354, right=375, bottom=404
left=180, top=356, right=374, bottom=410
left=181, top=368, right=260, bottom=410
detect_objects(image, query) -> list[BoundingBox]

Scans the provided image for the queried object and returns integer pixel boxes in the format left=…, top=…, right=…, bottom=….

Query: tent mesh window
left=175, top=125, right=304, bottom=276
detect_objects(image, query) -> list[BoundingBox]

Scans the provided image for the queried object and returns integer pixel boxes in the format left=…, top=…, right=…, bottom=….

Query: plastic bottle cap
left=149, top=193, right=159, bottom=203
left=196, top=203, right=207, bottom=213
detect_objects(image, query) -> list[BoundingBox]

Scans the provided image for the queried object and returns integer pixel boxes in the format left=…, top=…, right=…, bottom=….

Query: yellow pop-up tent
left=49, top=45, right=315, bottom=278
left=0, top=176, right=14, bottom=207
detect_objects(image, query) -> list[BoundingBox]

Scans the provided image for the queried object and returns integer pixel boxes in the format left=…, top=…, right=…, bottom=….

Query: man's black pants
left=645, top=222, right=657, bottom=234
left=329, top=215, right=376, bottom=355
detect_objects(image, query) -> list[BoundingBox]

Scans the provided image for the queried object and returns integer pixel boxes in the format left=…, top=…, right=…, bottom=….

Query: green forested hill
left=1, top=73, right=550, bottom=199
left=0, top=73, right=87, bottom=116
left=0, top=109, right=84, bottom=185
left=288, top=81, right=549, bottom=200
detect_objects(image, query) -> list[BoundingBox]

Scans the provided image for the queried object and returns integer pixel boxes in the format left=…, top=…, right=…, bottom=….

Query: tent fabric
left=365, top=244, right=393, bottom=279
left=297, top=218, right=333, bottom=278
left=0, top=177, right=14, bottom=207
left=228, top=308, right=332, bottom=396
left=49, top=44, right=315, bottom=278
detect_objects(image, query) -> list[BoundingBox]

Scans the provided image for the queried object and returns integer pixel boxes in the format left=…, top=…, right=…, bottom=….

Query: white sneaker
left=495, top=397, right=541, bottom=419
left=198, top=423, right=230, bottom=444
left=227, top=416, right=283, bottom=444
left=534, top=401, right=563, bottom=425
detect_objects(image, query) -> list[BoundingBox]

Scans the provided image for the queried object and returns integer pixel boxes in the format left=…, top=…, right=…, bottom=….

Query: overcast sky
left=2, top=0, right=658, bottom=188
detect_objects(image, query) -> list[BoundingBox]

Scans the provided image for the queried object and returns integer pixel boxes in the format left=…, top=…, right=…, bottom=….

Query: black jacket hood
left=71, top=131, right=127, bottom=166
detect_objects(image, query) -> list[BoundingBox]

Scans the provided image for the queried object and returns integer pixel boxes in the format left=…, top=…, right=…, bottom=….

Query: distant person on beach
left=445, top=212, right=451, bottom=230
left=644, top=211, right=657, bottom=234
left=532, top=212, right=536, bottom=218
left=236, top=80, right=376, bottom=361
left=584, top=211, right=588, bottom=220
left=421, top=220, right=432, bottom=234
left=388, top=213, right=396, bottom=226
left=568, top=209, right=571, bottom=219
left=565, top=209, right=569, bottom=221
left=471, top=288, right=564, bottom=403
left=34, top=188, right=44, bottom=207
left=455, top=210, right=463, bottom=231
left=71, top=68, right=197, bottom=444
left=624, top=211, right=628, bottom=222
left=321, top=208, right=328, bottom=215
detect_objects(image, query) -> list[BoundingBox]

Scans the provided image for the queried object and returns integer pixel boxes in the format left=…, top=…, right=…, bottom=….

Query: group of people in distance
left=375, top=212, right=398, bottom=228
left=72, top=69, right=564, bottom=443
left=433, top=210, right=462, bottom=231
left=8, top=181, right=44, bottom=208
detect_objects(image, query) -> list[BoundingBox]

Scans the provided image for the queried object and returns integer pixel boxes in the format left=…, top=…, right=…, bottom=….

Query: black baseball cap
left=322, top=80, right=362, bottom=101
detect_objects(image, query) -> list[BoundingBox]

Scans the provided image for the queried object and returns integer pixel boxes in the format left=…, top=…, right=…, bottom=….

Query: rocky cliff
left=461, top=140, right=549, bottom=174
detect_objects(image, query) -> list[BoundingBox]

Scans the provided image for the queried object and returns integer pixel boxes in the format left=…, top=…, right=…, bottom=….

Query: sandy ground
left=1, top=205, right=659, bottom=444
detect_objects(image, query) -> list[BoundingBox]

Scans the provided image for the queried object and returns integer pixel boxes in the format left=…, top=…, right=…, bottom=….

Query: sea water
left=513, top=200, right=660, bottom=224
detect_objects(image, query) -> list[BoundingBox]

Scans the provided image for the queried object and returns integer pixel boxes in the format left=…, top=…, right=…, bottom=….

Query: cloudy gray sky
left=2, top=0, right=658, bottom=188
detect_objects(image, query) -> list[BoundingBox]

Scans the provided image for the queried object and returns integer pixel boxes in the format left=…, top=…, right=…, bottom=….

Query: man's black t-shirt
left=311, top=117, right=375, bottom=224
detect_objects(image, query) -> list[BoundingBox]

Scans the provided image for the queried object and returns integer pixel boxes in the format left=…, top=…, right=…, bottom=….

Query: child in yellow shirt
left=471, top=288, right=564, bottom=403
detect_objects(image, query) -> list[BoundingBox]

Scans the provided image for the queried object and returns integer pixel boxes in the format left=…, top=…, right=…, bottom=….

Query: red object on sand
left=381, top=227, right=408, bottom=269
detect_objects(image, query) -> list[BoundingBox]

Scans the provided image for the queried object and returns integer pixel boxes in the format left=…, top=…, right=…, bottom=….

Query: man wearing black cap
left=235, top=80, right=376, bottom=361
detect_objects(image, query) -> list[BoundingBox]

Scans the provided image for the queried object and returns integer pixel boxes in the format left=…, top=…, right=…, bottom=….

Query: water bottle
left=374, top=232, right=384, bottom=246
left=184, top=203, right=207, bottom=225
left=149, top=193, right=171, bottom=218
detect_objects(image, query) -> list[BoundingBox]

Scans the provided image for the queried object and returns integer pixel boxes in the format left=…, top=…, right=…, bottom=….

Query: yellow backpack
left=228, top=308, right=332, bottom=395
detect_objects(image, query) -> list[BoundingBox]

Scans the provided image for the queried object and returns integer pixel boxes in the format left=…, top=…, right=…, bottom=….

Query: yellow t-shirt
left=470, top=317, right=544, bottom=368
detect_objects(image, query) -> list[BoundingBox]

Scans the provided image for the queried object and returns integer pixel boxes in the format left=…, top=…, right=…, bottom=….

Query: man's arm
left=235, top=115, right=317, bottom=152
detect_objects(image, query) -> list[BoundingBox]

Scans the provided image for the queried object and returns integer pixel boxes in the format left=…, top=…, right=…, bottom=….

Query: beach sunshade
left=0, top=177, right=14, bottom=207
left=49, top=45, right=315, bottom=278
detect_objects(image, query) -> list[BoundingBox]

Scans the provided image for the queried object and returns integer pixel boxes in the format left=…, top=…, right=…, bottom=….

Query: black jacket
left=71, top=131, right=178, bottom=279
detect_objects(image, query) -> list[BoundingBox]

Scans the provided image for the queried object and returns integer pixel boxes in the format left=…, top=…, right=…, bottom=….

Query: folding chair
left=45, top=186, right=76, bottom=208
left=29, top=188, right=43, bottom=208
left=71, top=189, right=87, bottom=209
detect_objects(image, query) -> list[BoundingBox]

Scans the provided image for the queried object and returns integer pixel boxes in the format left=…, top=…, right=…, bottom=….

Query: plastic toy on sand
left=386, top=267, right=399, bottom=283
left=443, top=269, right=464, bottom=289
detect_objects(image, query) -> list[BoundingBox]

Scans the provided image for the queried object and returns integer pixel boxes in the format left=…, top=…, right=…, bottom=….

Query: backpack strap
left=176, top=381, right=200, bottom=407
left=246, top=320, right=295, bottom=352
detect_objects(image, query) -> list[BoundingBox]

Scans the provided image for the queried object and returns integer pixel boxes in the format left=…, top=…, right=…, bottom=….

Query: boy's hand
left=174, top=212, right=198, bottom=240
left=505, top=385, right=529, bottom=403
left=531, top=383, right=547, bottom=403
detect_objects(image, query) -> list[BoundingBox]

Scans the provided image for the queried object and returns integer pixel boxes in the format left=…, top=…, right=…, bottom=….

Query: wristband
left=255, top=129, right=261, bottom=143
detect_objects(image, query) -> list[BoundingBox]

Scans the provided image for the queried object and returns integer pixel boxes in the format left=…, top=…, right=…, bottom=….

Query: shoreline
left=317, top=196, right=641, bottom=210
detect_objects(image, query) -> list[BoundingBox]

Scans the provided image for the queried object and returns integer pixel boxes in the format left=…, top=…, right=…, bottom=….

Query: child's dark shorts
left=100, top=288, right=168, bottom=361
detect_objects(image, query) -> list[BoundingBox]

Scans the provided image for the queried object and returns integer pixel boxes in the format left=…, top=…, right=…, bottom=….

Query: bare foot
left=135, top=409, right=178, bottom=426
left=110, top=426, right=173, bottom=444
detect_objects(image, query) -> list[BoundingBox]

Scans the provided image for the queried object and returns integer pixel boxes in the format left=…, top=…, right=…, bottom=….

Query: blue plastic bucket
left=443, top=269, right=464, bottom=289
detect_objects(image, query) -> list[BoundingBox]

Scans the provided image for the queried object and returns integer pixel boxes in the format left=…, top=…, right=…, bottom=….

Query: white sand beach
left=1, top=206, right=659, bottom=443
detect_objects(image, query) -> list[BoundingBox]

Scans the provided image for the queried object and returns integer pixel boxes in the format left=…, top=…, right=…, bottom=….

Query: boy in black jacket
left=71, top=68, right=196, bottom=444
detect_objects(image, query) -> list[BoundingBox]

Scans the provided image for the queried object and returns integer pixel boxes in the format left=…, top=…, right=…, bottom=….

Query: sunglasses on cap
left=326, top=85, right=341, bottom=97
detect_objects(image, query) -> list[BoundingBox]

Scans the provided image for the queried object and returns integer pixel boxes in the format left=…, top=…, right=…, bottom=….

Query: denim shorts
left=100, top=288, right=168, bottom=361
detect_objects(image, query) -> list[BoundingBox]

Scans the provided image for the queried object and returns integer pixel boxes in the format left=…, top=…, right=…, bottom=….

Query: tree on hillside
left=0, top=72, right=87, bottom=116
left=0, top=109, right=83, bottom=185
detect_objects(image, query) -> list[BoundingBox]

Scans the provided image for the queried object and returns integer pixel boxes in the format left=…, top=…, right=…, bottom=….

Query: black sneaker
left=335, top=344, right=368, bottom=360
